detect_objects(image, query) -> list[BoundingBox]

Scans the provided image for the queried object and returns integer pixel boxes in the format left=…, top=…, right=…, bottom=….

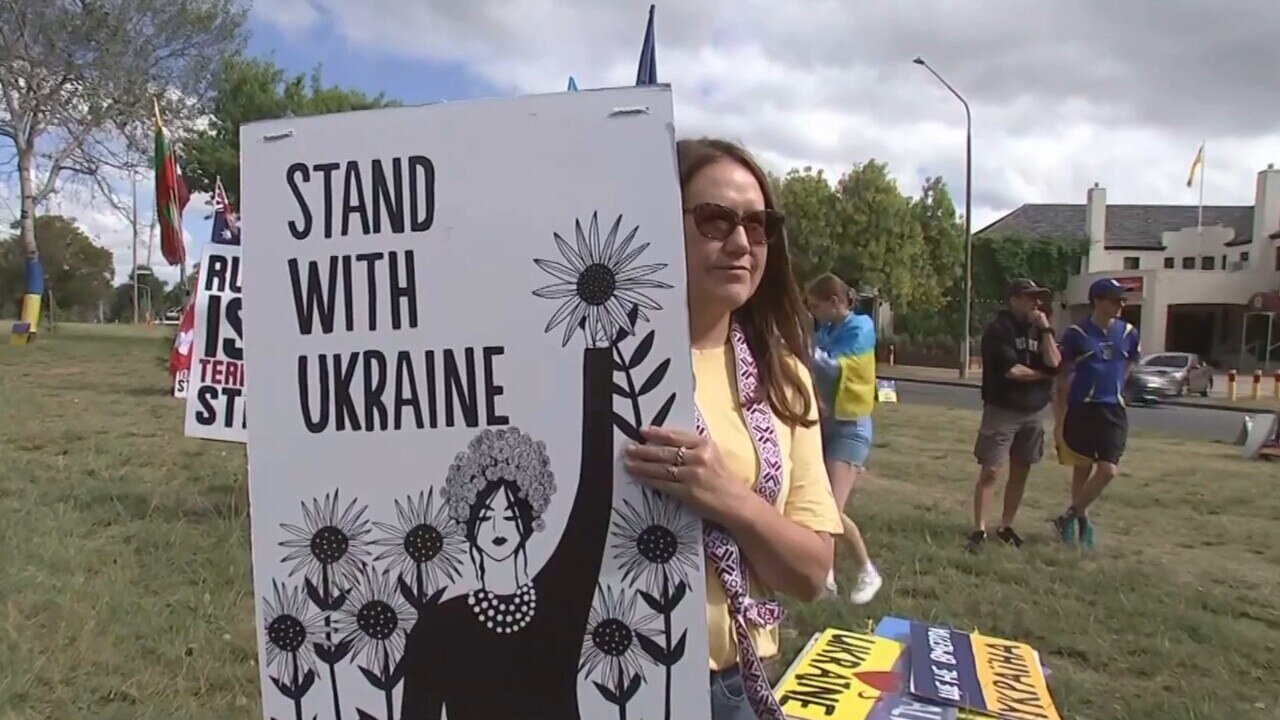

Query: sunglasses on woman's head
left=683, top=202, right=784, bottom=246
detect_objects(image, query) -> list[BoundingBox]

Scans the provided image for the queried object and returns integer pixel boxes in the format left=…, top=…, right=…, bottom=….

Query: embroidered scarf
left=695, top=320, right=787, bottom=720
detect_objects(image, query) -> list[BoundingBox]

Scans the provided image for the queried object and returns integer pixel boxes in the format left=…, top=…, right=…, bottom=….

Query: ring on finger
left=667, top=465, right=680, bottom=481
left=673, top=447, right=686, bottom=467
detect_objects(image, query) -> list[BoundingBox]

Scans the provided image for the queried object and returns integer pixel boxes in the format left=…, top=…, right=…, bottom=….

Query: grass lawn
left=2, top=326, right=1278, bottom=719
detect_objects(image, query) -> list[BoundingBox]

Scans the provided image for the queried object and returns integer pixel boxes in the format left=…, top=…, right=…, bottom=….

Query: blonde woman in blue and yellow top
left=805, top=273, right=882, bottom=605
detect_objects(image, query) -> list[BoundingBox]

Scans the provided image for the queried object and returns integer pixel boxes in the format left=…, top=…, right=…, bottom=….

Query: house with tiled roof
left=976, top=166, right=1280, bottom=368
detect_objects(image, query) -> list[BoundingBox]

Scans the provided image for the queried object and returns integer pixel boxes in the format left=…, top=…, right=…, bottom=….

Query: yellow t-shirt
left=693, top=344, right=844, bottom=672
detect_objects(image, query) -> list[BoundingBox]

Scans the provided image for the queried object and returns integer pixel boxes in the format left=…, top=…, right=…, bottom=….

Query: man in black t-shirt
left=967, top=278, right=1062, bottom=552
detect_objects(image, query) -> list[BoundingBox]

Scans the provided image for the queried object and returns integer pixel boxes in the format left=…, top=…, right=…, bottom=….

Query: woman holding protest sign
left=624, top=138, right=844, bottom=720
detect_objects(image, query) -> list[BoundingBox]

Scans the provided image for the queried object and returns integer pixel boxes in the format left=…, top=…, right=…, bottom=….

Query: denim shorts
left=710, top=666, right=758, bottom=720
left=822, top=416, right=873, bottom=467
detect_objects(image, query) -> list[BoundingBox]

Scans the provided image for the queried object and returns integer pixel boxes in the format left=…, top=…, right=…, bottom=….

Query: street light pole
left=131, top=167, right=140, bottom=325
left=914, top=56, right=973, bottom=379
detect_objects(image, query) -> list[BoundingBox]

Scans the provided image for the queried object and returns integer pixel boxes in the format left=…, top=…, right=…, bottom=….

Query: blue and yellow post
left=9, top=257, right=44, bottom=345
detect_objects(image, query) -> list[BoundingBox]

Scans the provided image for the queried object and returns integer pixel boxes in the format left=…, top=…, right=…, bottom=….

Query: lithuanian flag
left=154, top=99, right=190, bottom=267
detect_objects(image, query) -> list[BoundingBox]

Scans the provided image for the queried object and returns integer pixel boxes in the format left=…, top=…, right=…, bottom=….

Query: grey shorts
left=974, top=404, right=1045, bottom=467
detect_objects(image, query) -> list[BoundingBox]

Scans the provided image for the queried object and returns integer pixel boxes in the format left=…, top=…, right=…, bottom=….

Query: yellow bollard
left=1227, top=369, right=1237, bottom=401
left=1252, top=370, right=1263, bottom=400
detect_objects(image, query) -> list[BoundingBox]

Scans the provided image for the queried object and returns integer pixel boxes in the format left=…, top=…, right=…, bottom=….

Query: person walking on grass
left=967, top=278, right=1062, bottom=553
left=1052, top=278, right=1140, bottom=549
left=806, top=273, right=882, bottom=604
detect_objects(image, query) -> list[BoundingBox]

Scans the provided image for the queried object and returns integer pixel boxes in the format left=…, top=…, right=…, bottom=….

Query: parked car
left=1126, top=352, right=1213, bottom=403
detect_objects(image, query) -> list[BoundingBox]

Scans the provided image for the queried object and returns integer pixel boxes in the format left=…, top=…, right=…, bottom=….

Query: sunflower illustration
left=262, top=579, right=326, bottom=680
left=579, top=584, right=659, bottom=688
left=533, top=212, right=672, bottom=347
left=335, top=565, right=415, bottom=671
left=371, top=489, right=466, bottom=600
left=611, top=490, right=701, bottom=592
left=279, top=490, right=372, bottom=591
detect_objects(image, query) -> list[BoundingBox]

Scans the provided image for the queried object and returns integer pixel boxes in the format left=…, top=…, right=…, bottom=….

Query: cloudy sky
left=5, top=0, right=1280, bottom=285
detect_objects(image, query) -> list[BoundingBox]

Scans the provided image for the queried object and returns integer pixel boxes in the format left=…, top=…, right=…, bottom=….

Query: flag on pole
left=169, top=270, right=199, bottom=397
left=1186, top=142, right=1205, bottom=188
left=211, top=177, right=241, bottom=246
left=567, top=76, right=579, bottom=91
left=635, top=5, right=657, bottom=85
left=154, top=99, right=190, bottom=266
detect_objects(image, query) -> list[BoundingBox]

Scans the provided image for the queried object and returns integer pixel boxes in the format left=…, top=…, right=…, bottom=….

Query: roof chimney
left=1085, top=184, right=1107, bottom=273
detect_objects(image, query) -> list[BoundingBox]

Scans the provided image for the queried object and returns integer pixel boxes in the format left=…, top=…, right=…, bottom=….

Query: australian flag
left=211, top=177, right=241, bottom=246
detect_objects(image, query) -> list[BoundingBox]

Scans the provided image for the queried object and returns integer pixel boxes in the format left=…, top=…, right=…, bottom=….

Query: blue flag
left=567, top=76, right=578, bottom=91
left=635, top=5, right=657, bottom=85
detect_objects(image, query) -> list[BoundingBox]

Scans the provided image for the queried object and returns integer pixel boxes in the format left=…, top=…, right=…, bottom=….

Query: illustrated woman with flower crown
left=399, top=418, right=614, bottom=717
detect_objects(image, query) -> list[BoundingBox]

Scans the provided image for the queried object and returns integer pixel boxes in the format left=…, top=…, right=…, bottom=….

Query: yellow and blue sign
left=907, top=623, right=1061, bottom=720
left=774, top=628, right=907, bottom=719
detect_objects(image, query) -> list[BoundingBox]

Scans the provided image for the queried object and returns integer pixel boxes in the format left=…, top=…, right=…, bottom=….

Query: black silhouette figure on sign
left=398, top=212, right=673, bottom=720
left=398, top=422, right=611, bottom=718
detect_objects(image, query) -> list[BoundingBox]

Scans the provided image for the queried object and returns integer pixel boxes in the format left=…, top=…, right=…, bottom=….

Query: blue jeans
left=710, top=666, right=758, bottom=720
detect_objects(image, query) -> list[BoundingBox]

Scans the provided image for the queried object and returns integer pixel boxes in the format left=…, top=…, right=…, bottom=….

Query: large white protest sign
left=241, top=86, right=710, bottom=720
left=184, top=243, right=247, bottom=443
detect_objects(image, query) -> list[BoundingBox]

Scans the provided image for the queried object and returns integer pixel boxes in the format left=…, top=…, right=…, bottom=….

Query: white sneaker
left=849, top=564, right=882, bottom=605
left=824, top=569, right=839, bottom=596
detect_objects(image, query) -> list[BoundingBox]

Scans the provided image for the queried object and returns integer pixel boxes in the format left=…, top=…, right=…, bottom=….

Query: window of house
left=1275, top=245, right=1280, bottom=271
left=1240, top=251, right=1250, bottom=263
left=1201, top=256, right=1215, bottom=270
left=1221, top=254, right=1227, bottom=269
left=1182, top=257, right=1196, bottom=269
left=1122, top=256, right=1140, bottom=269
left=1068, top=256, right=1082, bottom=275
left=1163, top=257, right=1175, bottom=269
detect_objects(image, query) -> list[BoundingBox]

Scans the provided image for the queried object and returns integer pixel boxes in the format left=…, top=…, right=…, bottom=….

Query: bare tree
left=0, top=0, right=247, bottom=269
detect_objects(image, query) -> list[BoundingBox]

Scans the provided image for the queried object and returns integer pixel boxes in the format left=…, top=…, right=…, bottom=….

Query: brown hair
left=806, top=273, right=851, bottom=305
left=676, top=137, right=815, bottom=428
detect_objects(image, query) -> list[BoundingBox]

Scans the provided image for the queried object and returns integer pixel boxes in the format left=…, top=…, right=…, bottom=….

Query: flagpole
left=1197, top=140, right=1205, bottom=234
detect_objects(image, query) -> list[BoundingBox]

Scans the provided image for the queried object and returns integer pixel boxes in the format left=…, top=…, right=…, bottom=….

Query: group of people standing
left=970, top=276, right=1141, bottom=552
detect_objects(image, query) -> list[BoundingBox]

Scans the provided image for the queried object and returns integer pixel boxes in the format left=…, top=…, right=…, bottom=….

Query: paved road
left=893, top=380, right=1255, bottom=443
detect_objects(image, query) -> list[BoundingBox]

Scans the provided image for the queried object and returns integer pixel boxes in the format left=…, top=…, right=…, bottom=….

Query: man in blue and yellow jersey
left=1052, top=278, right=1141, bottom=549
left=807, top=274, right=881, bottom=605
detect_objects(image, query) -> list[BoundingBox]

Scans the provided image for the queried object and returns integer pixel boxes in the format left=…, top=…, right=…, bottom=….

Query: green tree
left=777, top=167, right=842, bottom=281
left=1, top=216, right=114, bottom=319
left=893, top=177, right=966, bottom=338
left=0, top=0, right=247, bottom=276
left=972, top=233, right=1086, bottom=303
left=183, top=57, right=397, bottom=203
left=834, top=160, right=935, bottom=308
left=108, top=264, right=168, bottom=322
left=913, top=176, right=964, bottom=295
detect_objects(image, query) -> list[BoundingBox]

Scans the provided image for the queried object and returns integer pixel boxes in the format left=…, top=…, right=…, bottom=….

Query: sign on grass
left=240, top=86, right=708, bottom=720
left=908, top=623, right=1061, bottom=720
left=183, top=243, right=247, bottom=443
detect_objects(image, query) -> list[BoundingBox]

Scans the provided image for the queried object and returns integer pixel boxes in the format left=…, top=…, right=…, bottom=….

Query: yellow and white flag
left=1186, top=142, right=1205, bottom=188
